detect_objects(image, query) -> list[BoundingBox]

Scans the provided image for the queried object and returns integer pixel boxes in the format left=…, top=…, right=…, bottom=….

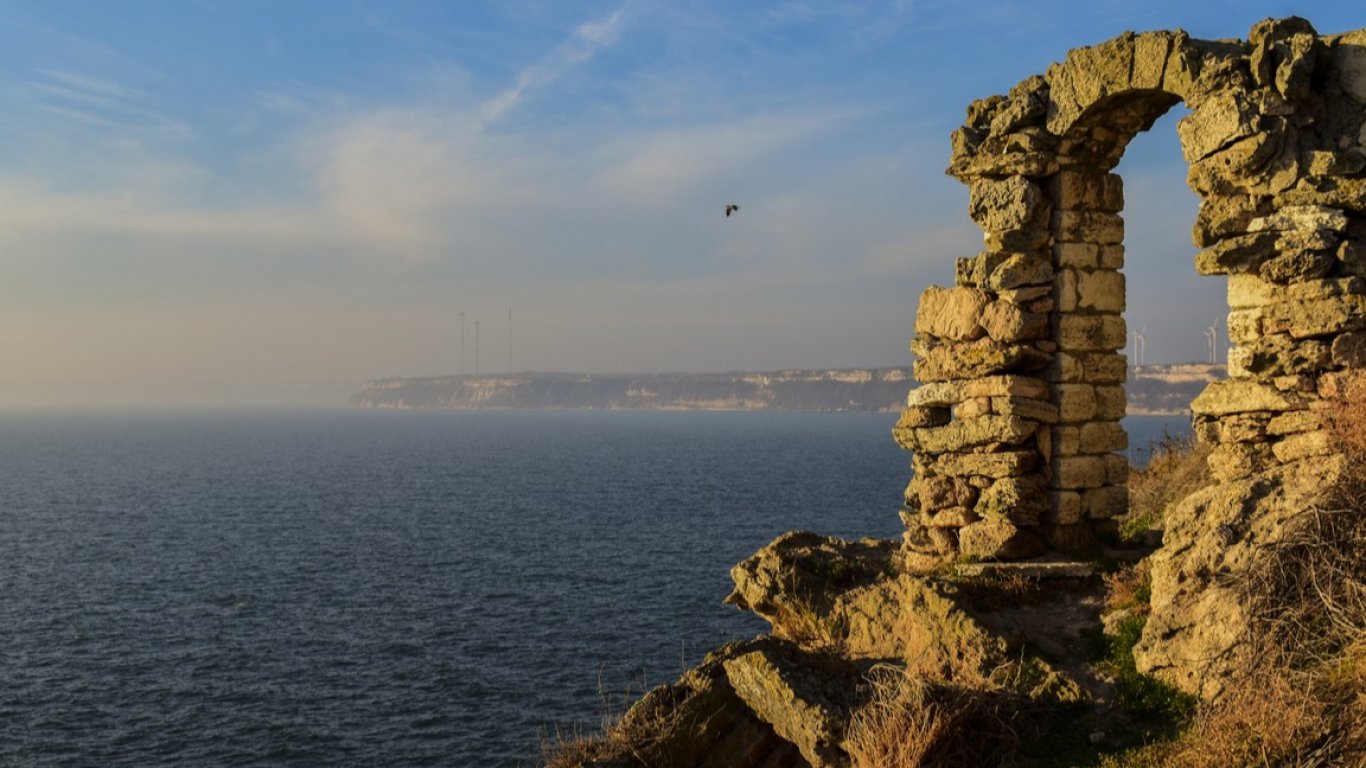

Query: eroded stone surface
left=902, top=16, right=1366, bottom=571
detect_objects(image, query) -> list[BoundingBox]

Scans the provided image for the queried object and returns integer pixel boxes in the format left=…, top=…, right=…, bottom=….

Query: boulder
left=1134, top=457, right=1346, bottom=700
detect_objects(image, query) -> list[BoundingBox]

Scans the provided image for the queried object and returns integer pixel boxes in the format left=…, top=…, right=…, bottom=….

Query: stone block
left=1194, top=231, right=1278, bottom=275
left=1272, top=430, right=1333, bottom=462
left=913, top=338, right=1051, bottom=382
left=1098, top=244, right=1125, bottom=269
left=1177, top=91, right=1260, bottom=163
left=1226, top=335, right=1330, bottom=377
left=907, top=376, right=1048, bottom=407
left=1083, top=485, right=1129, bottom=520
left=915, top=285, right=988, bottom=340
left=1332, top=331, right=1366, bottom=367
left=927, top=507, right=979, bottom=528
left=1049, top=352, right=1128, bottom=384
left=991, top=396, right=1058, bottom=424
left=1260, top=250, right=1334, bottom=284
left=1194, top=195, right=1272, bottom=248
left=1190, top=380, right=1308, bottom=417
left=1261, top=295, right=1366, bottom=339
left=1267, top=409, right=1321, bottom=436
left=907, top=475, right=979, bottom=511
left=1035, top=424, right=1053, bottom=465
left=926, top=527, right=958, bottom=555
left=1227, top=309, right=1262, bottom=343
left=957, top=251, right=1011, bottom=287
left=1272, top=374, right=1314, bottom=392
left=1058, top=314, right=1126, bottom=351
left=955, top=397, right=992, bottom=419
left=1104, top=454, right=1130, bottom=484
left=1056, top=455, right=1106, bottom=489
left=1131, top=31, right=1173, bottom=90
left=975, top=475, right=1048, bottom=526
left=1046, top=491, right=1084, bottom=525
left=957, top=520, right=1045, bottom=560
left=1076, top=269, right=1126, bottom=312
left=1248, top=204, right=1350, bottom=234
left=986, top=254, right=1054, bottom=291
left=1056, top=383, right=1097, bottom=422
left=1055, top=269, right=1078, bottom=312
left=968, top=176, right=1050, bottom=249
left=1227, top=273, right=1275, bottom=308
left=981, top=301, right=1048, bottom=342
left=896, top=406, right=951, bottom=429
left=902, top=415, right=1039, bottom=454
left=1095, top=386, right=1127, bottom=420
left=930, top=450, right=1037, bottom=479
left=996, top=285, right=1052, bottom=305
left=1216, top=412, right=1269, bottom=443
left=1047, top=171, right=1123, bottom=212
left=1053, top=210, right=1124, bottom=244
left=1052, top=425, right=1080, bottom=457
left=1054, top=242, right=1099, bottom=268
left=1333, top=30, right=1366, bottom=103
left=1080, top=421, right=1128, bottom=453
left=1206, top=442, right=1275, bottom=483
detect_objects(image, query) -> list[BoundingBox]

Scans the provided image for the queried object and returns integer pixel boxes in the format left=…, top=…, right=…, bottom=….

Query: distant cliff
left=350, top=364, right=1224, bottom=413
left=350, top=368, right=913, bottom=412
left=1126, top=363, right=1226, bottom=414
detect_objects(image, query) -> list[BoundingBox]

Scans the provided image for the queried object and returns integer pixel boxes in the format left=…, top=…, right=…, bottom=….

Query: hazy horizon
left=1, top=1, right=1357, bottom=408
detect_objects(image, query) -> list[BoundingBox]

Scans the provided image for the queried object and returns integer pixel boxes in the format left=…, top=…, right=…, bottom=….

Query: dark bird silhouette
left=725, top=204, right=740, bottom=217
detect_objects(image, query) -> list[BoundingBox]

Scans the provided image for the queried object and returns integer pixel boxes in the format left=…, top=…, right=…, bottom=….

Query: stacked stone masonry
left=895, top=17, right=1366, bottom=561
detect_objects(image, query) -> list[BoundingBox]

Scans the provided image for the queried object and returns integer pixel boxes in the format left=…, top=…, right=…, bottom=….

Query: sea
left=0, top=409, right=1190, bottom=767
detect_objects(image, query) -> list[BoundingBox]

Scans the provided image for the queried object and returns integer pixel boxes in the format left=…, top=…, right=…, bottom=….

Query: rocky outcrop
left=560, top=533, right=1095, bottom=767
left=898, top=17, right=1366, bottom=563
left=1133, top=454, right=1347, bottom=699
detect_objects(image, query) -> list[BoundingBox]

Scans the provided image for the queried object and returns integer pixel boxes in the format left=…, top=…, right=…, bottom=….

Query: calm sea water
left=0, top=409, right=1188, bottom=767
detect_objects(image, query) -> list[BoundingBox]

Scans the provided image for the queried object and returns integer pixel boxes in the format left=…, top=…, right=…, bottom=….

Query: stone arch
left=895, top=18, right=1366, bottom=564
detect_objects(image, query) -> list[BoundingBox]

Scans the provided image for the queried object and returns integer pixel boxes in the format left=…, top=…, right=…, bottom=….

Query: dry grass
left=1123, top=432, right=1213, bottom=542
left=844, top=666, right=1023, bottom=768
left=1102, top=559, right=1151, bottom=616
left=1107, top=372, right=1366, bottom=767
left=540, top=679, right=673, bottom=768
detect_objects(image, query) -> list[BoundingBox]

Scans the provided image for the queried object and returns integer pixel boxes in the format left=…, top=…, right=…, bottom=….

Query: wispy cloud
left=477, top=4, right=631, bottom=126
left=28, top=69, right=192, bottom=140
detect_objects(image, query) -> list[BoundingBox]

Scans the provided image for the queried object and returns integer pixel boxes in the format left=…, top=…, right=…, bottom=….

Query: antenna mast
left=460, top=311, right=466, bottom=375
left=475, top=319, right=480, bottom=375
left=508, top=307, right=513, bottom=373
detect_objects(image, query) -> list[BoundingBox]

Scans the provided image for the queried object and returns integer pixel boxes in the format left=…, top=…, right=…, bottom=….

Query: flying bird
left=725, top=204, right=740, bottom=217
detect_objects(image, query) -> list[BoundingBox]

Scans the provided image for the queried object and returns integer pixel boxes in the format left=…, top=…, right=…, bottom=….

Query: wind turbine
left=1133, top=326, right=1147, bottom=371
left=1204, top=322, right=1219, bottom=364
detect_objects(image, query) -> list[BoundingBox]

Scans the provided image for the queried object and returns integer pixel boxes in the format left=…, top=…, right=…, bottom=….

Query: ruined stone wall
left=895, top=18, right=1366, bottom=563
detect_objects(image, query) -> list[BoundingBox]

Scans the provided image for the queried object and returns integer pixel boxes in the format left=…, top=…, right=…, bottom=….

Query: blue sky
left=0, top=1, right=1359, bottom=406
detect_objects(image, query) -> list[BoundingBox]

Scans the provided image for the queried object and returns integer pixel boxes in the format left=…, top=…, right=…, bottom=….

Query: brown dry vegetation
left=1107, top=373, right=1366, bottom=767
left=1122, top=432, right=1213, bottom=542
left=844, top=664, right=1029, bottom=768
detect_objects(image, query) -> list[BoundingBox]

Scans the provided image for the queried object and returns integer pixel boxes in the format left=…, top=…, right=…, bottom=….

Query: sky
left=0, top=1, right=1360, bottom=407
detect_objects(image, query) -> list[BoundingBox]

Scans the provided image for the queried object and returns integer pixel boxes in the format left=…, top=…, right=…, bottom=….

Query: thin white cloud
left=477, top=4, right=630, bottom=126
left=28, top=68, right=192, bottom=140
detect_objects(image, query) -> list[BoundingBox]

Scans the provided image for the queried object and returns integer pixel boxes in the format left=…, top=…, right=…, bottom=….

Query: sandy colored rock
left=1135, top=457, right=1346, bottom=699
left=906, top=375, right=1048, bottom=407
left=1190, top=379, right=1306, bottom=416
left=986, top=253, right=1054, bottom=291
left=914, top=285, right=988, bottom=340
left=958, top=520, right=1045, bottom=560
left=974, top=475, right=1048, bottom=525
left=981, top=300, right=1048, bottom=342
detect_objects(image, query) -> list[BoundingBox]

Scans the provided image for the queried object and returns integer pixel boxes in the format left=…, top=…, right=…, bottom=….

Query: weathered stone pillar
left=1043, top=169, right=1129, bottom=547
